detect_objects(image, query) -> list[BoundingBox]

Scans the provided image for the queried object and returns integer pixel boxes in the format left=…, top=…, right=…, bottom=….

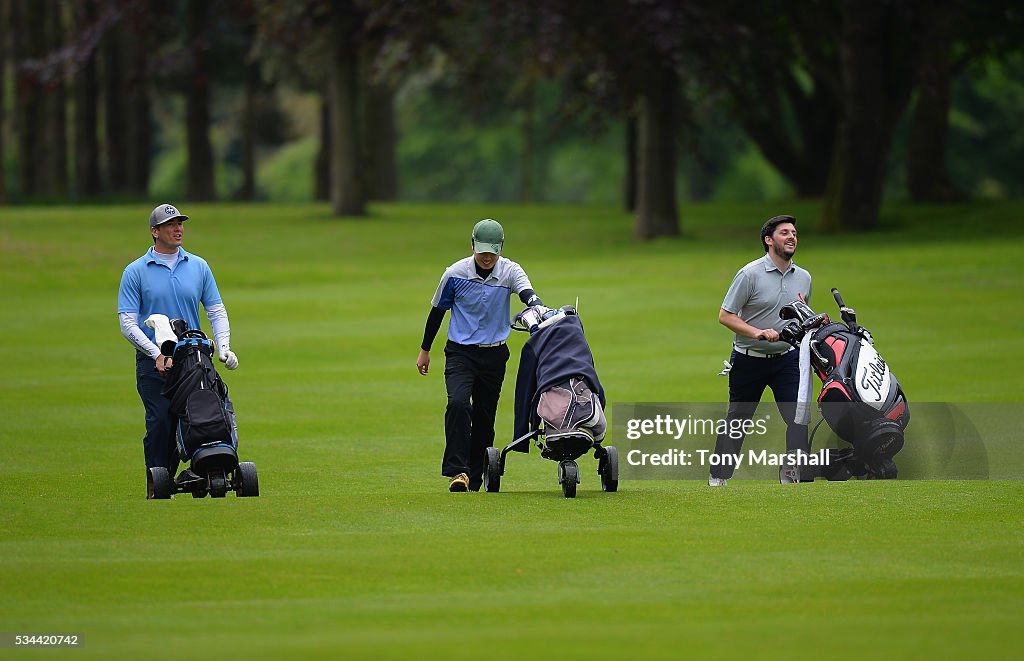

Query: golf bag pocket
left=818, top=378, right=907, bottom=463
left=537, top=377, right=606, bottom=443
left=178, top=388, right=233, bottom=457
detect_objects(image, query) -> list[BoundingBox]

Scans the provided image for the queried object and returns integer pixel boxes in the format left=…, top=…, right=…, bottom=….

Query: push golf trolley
left=484, top=428, right=618, bottom=498
left=487, top=305, right=618, bottom=498
left=144, top=316, right=259, bottom=499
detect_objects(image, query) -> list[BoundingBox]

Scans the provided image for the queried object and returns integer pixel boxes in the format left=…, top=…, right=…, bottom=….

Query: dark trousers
left=442, top=341, right=510, bottom=489
left=135, top=352, right=179, bottom=475
left=711, top=349, right=809, bottom=479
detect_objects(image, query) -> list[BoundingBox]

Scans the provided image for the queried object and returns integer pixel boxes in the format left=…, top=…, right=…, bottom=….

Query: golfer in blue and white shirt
left=417, top=219, right=543, bottom=492
left=118, top=204, right=239, bottom=482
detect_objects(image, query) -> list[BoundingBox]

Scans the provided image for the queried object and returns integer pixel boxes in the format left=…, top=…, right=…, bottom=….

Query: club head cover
left=144, top=314, right=178, bottom=356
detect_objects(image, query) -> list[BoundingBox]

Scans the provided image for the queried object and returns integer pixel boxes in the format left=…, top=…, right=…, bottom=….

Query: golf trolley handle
left=831, top=288, right=845, bottom=308
left=499, top=429, right=542, bottom=473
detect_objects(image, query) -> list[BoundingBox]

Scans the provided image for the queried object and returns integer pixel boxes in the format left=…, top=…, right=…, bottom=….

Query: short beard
left=772, top=243, right=795, bottom=261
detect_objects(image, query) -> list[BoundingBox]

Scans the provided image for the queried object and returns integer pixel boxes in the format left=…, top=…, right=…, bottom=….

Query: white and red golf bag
left=780, top=289, right=909, bottom=479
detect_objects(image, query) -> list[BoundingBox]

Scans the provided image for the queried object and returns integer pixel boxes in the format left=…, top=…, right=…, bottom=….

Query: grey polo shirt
left=722, top=254, right=812, bottom=353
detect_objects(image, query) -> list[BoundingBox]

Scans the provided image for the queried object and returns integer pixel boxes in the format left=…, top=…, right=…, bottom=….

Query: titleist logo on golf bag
left=855, top=341, right=891, bottom=407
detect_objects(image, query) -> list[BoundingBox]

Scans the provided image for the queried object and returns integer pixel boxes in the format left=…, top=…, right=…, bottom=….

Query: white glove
left=219, top=349, right=239, bottom=370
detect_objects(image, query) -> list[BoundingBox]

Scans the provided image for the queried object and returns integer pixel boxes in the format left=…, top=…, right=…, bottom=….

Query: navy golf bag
left=779, top=289, right=909, bottom=479
left=142, top=315, right=257, bottom=499
left=162, top=323, right=237, bottom=466
left=513, top=311, right=608, bottom=459
left=156, top=320, right=259, bottom=498
left=484, top=306, right=619, bottom=497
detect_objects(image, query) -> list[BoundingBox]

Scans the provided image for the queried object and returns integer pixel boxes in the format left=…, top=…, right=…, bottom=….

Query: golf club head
left=780, top=299, right=816, bottom=322
left=513, top=306, right=549, bottom=333
left=170, top=318, right=188, bottom=339
left=779, top=320, right=804, bottom=345
left=536, top=305, right=575, bottom=332
left=803, top=313, right=830, bottom=330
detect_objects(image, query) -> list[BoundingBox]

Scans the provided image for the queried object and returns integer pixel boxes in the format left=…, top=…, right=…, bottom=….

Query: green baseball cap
left=472, top=219, right=504, bottom=254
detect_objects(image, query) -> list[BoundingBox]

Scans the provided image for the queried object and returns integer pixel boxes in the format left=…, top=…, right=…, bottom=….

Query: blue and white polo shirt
left=431, top=256, right=533, bottom=346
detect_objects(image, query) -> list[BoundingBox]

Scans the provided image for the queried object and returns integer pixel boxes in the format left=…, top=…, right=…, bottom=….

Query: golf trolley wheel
left=236, top=461, right=260, bottom=497
left=147, top=467, right=173, bottom=500
left=483, top=447, right=501, bottom=493
left=599, top=446, right=619, bottom=493
left=208, top=471, right=229, bottom=498
left=558, top=460, right=579, bottom=498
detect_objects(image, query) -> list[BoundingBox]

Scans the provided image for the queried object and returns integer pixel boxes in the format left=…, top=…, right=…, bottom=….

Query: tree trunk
left=45, top=0, right=68, bottom=198
left=102, top=18, right=128, bottom=192
left=327, top=0, right=365, bottom=216
left=518, top=81, right=534, bottom=203
left=624, top=115, right=637, bottom=212
left=634, top=64, right=679, bottom=240
left=734, top=78, right=837, bottom=199
left=315, top=97, right=330, bottom=201
left=185, top=0, right=216, bottom=201
left=10, top=0, right=22, bottom=199
left=364, top=82, right=397, bottom=201
left=73, top=1, right=101, bottom=198
left=741, top=112, right=835, bottom=198
left=124, top=21, right=151, bottom=196
left=906, top=3, right=963, bottom=203
left=234, top=62, right=258, bottom=200
left=15, top=0, right=47, bottom=198
left=0, top=0, right=8, bottom=204
left=821, top=1, right=917, bottom=231
left=360, top=34, right=397, bottom=202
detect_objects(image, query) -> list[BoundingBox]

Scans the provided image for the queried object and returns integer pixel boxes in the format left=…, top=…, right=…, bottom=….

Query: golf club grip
left=831, top=288, right=845, bottom=308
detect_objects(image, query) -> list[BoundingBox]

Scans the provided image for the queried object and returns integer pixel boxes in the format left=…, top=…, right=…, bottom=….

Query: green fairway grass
left=1, top=201, right=1023, bottom=658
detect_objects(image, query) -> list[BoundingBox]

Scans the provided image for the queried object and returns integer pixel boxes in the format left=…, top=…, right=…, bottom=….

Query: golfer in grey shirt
left=709, top=215, right=812, bottom=486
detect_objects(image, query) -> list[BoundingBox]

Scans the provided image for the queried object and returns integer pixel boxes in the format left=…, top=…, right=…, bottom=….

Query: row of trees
left=2, top=0, right=1022, bottom=237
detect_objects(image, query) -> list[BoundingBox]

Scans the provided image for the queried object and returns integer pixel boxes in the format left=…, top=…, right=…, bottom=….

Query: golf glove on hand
left=219, top=349, right=239, bottom=370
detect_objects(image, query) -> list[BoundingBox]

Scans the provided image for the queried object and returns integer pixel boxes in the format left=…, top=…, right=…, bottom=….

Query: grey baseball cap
left=472, top=219, right=504, bottom=254
left=149, top=203, right=189, bottom=228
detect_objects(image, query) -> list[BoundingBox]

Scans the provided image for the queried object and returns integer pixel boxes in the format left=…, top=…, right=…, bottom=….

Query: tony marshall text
left=627, top=448, right=831, bottom=468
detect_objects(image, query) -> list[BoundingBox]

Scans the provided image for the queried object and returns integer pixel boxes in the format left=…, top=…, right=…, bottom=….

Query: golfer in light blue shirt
left=117, top=204, right=239, bottom=479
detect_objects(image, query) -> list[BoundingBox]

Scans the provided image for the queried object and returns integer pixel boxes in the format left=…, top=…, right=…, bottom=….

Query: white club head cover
left=144, top=314, right=178, bottom=356
left=219, top=349, right=239, bottom=370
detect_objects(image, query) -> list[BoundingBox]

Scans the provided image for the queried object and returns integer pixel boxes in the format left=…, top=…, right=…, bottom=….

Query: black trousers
left=710, top=349, right=809, bottom=479
left=442, top=341, right=510, bottom=489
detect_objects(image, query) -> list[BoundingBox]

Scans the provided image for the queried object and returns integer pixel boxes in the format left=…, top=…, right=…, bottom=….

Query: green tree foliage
left=948, top=54, right=1024, bottom=198
left=395, top=76, right=625, bottom=203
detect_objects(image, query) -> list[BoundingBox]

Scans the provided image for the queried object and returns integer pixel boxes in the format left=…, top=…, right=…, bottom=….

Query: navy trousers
left=710, top=349, right=809, bottom=480
left=442, top=341, right=509, bottom=490
left=135, top=352, right=179, bottom=474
